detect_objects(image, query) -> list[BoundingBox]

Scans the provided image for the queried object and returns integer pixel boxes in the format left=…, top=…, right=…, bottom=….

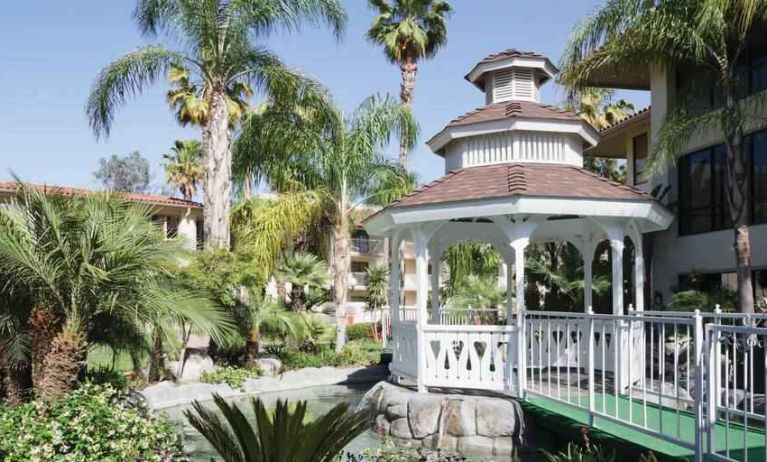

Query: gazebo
left=364, top=50, right=673, bottom=394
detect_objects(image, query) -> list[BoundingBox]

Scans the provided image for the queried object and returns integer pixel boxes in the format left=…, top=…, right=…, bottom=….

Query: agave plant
left=185, top=394, right=371, bottom=462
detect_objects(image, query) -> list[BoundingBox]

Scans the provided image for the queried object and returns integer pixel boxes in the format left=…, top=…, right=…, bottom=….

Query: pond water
left=158, top=383, right=531, bottom=461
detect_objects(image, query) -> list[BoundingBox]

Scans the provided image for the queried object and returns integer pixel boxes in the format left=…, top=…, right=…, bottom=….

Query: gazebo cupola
left=428, top=49, right=599, bottom=172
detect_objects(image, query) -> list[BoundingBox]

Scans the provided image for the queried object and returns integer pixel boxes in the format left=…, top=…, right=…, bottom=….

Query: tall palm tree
left=0, top=184, right=232, bottom=397
left=367, top=0, right=452, bottom=171
left=276, top=253, right=328, bottom=311
left=236, top=95, right=417, bottom=351
left=575, top=88, right=635, bottom=130
left=185, top=394, right=371, bottom=462
left=163, top=139, right=204, bottom=201
left=87, top=0, right=346, bottom=250
left=560, top=0, right=767, bottom=312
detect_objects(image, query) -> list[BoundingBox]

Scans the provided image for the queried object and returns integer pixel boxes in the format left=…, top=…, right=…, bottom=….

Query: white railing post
left=587, top=306, right=595, bottom=426
left=517, top=308, right=526, bottom=398
left=693, top=309, right=704, bottom=462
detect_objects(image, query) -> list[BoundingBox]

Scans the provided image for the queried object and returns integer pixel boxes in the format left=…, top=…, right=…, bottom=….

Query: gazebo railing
left=439, top=308, right=507, bottom=326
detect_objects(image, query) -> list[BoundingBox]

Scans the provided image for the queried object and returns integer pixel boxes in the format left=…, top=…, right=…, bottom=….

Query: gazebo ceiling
left=364, top=163, right=673, bottom=236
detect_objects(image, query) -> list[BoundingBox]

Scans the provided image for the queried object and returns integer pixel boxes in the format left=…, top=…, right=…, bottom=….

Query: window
left=678, top=146, right=731, bottom=234
left=753, top=131, right=767, bottom=223
left=632, top=133, right=648, bottom=185
left=351, top=261, right=368, bottom=274
left=196, top=220, right=204, bottom=250
left=166, top=216, right=179, bottom=239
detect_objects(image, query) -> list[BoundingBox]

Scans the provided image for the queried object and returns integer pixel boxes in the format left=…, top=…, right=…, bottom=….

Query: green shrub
left=279, top=340, right=382, bottom=371
left=0, top=383, right=184, bottom=462
left=542, top=442, right=616, bottom=462
left=346, top=446, right=467, bottom=461
left=83, top=366, right=130, bottom=390
left=347, top=323, right=373, bottom=341
left=200, top=365, right=260, bottom=390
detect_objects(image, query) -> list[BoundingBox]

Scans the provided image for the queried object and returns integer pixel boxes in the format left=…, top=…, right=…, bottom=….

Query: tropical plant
left=447, top=275, right=505, bottom=310
left=236, top=94, right=417, bottom=351
left=276, top=253, right=328, bottom=311
left=166, top=63, right=252, bottom=128
left=583, top=156, right=626, bottom=183
left=346, top=445, right=467, bottom=462
left=185, top=394, right=371, bottom=462
left=0, top=383, right=184, bottom=461
left=574, top=87, right=635, bottom=130
left=233, top=295, right=300, bottom=366
left=93, top=151, right=151, bottom=193
left=441, top=242, right=502, bottom=300
left=559, top=0, right=767, bottom=312
left=0, top=278, right=33, bottom=404
left=542, top=442, right=616, bottom=462
left=200, top=365, right=260, bottom=390
left=365, top=263, right=389, bottom=340
left=0, top=184, right=231, bottom=397
left=367, top=0, right=452, bottom=170
left=87, top=0, right=346, bottom=250
left=162, top=139, right=204, bottom=201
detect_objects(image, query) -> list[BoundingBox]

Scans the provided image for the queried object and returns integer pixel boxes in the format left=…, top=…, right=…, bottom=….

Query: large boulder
left=408, top=394, right=442, bottom=438
left=475, top=399, right=519, bottom=437
left=442, top=399, right=476, bottom=437
left=255, top=356, right=282, bottom=377
left=170, top=348, right=214, bottom=383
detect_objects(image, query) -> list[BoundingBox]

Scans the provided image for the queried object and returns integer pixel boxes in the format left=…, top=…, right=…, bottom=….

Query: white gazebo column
left=389, top=233, right=401, bottom=323
left=504, top=262, right=513, bottom=323
left=414, top=227, right=430, bottom=393
left=633, top=235, right=645, bottom=311
left=511, top=237, right=530, bottom=396
left=430, top=249, right=441, bottom=324
left=608, top=230, right=625, bottom=315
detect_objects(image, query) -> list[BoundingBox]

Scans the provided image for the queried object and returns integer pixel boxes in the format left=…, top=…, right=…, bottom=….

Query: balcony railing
left=350, top=238, right=384, bottom=255
left=349, top=272, right=368, bottom=287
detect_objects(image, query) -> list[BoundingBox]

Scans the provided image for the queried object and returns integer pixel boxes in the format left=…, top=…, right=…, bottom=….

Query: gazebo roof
left=389, top=163, right=651, bottom=209
left=445, top=101, right=582, bottom=128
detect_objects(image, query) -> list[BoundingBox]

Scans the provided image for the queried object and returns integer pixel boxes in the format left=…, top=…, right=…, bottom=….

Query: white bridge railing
left=387, top=307, right=767, bottom=461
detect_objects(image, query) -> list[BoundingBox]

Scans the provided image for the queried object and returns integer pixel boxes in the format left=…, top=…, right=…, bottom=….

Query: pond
left=158, top=383, right=529, bottom=461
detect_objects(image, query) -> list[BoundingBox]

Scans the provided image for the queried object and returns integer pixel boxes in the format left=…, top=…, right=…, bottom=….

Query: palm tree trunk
left=244, top=329, right=260, bottom=366
left=203, top=85, right=233, bottom=250
left=130, top=348, right=145, bottom=381
left=398, top=57, right=418, bottom=171
left=183, top=186, right=193, bottom=202
left=148, top=327, right=165, bottom=382
left=40, top=327, right=87, bottom=399
left=332, top=218, right=350, bottom=352
left=1, top=363, right=31, bottom=405
left=28, top=305, right=59, bottom=389
left=290, top=284, right=306, bottom=311
left=723, top=85, right=754, bottom=313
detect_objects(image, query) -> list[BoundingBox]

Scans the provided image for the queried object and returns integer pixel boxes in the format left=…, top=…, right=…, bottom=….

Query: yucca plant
left=185, top=394, right=371, bottom=462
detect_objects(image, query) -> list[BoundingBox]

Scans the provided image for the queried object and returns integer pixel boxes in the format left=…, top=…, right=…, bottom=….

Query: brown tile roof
left=478, top=49, right=547, bottom=64
left=446, top=100, right=582, bottom=127
left=389, top=163, right=651, bottom=209
left=599, top=106, right=651, bottom=133
left=0, top=182, right=202, bottom=209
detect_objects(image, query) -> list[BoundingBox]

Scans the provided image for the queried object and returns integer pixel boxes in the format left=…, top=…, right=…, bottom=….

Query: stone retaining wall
left=360, top=382, right=529, bottom=456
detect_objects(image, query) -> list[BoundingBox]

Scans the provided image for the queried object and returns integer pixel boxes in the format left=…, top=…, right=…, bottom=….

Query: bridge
left=383, top=307, right=767, bottom=462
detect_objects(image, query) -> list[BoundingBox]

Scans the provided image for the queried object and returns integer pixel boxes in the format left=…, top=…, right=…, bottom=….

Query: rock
left=630, top=379, right=691, bottom=410
left=442, top=399, right=476, bottom=436
left=172, top=350, right=214, bottom=383
left=476, top=399, right=518, bottom=437
left=493, top=437, right=514, bottom=455
left=374, top=414, right=390, bottom=435
left=380, top=383, right=408, bottom=409
left=386, top=403, right=408, bottom=420
left=389, top=417, right=412, bottom=439
left=422, top=434, right=458, bottom=450
left=458, top=435, right=495, bottom=453
left=255, top=356, right=282, bottom=377
left=408, top=395, right=442, bottom=438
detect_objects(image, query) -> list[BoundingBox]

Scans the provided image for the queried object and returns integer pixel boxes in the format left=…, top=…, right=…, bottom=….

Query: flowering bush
left=0, top=384, right=185, bottom=462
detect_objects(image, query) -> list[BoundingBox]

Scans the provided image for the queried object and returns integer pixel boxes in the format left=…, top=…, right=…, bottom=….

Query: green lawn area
left=87, top=345, right=140, bottom=372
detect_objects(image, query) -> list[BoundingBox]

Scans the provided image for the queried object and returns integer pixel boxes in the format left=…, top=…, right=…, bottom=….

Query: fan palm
left=367, top=0, right=452, bottom=171
left=276, top=253, right=328, bottom=312
left=0, top=183, right=232, bottom=397
left=163, top=139, right=204, bottom=201
left=236, top=94, right=417, bottom=351
left=560, top=0, right=767, bottom=312
left=86, top=0, right=346, bottom=250
left=234, top=295, right=299, bottom=366
left=185, top=394, right=371, bottom=462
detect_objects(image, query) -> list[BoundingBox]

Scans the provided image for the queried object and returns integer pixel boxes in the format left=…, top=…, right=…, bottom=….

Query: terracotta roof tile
left=388, top=163, right=651, bottom=209
left=0, top=182, right=202, bottom=209
left=447, top=100, right=582, bottom=127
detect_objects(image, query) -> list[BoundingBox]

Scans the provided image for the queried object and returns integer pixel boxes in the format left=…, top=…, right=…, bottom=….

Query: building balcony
left=350, top=238, right=385, bottom=256
left=349, top=271, right=369, bottom=287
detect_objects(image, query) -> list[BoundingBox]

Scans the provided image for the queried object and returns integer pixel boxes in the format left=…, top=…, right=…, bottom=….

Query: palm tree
left=185, top=394, right=371, bottom=462
left=0, top=184, right=232, bottom=397
left=276, top=253, right=328, bottom=312
left=87, top=0, right=346, bottom=250
left=575, top=88, right=635, bottom=130
left=441, top=242, right=502, bottom=301
left=364, top=263, right=388, bottom=340
left=234, top=295, right=299, bottom=366
left=0, top=279, right=33, bottom=404
left=367, top=0, right=452, bottom=171
left=560, top=0, right=767, bottom=312
left=163, top=139, right=204, bottom=201
left=237, top=95, right=417, bottom=351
